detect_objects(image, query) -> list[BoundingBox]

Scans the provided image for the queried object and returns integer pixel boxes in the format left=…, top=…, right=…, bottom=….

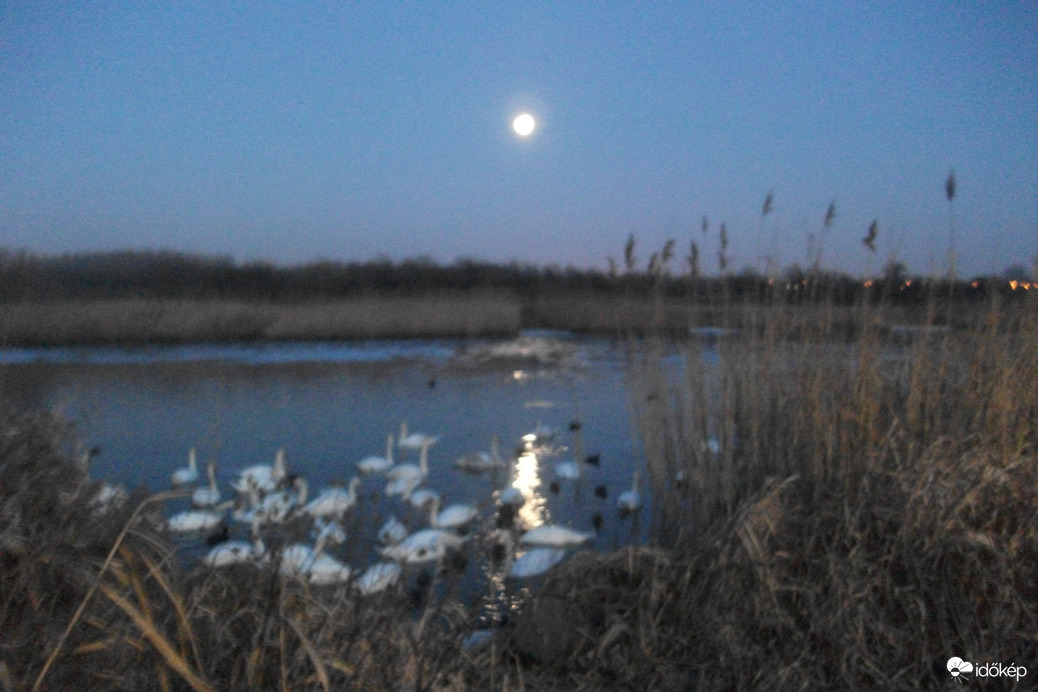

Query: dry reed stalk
left=97, top=583, right=216, bottom=692
left=285, top=615, right=331, bottom=692
left=138, top=549, right=205, bottom=675
left=32, top=489, right=187, bottom=691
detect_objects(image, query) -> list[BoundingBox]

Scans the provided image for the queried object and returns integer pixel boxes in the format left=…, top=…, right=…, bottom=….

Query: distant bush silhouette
left=0, top=247, right=1025, bottom=309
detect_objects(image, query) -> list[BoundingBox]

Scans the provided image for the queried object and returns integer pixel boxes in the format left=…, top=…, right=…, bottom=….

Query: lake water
left=0, top=331, right=652, bottom=600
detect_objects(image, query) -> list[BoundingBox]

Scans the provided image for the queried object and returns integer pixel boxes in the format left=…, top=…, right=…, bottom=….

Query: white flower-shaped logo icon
left=947, top=657, right=973, bottom=682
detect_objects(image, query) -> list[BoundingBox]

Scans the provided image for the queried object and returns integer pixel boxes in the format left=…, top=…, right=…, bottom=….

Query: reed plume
left=945, top=169, right=958, bottom=280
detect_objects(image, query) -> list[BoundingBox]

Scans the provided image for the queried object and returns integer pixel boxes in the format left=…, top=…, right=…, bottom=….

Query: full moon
left=512, top=113, right=536, bottom=137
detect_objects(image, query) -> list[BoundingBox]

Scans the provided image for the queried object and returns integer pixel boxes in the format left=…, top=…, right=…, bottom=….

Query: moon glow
left=513, top=113, right=536, bottom=137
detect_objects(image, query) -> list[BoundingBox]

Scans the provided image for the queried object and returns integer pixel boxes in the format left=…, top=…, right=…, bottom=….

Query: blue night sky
left=2, top=2, right=1036, bottom=277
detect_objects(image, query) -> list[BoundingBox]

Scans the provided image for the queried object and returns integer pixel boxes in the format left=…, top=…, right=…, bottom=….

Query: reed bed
left=623, top=291, right=1037, bottom=688
left=0, top=292, right=521, bottom=346
left=0, top=290, right=983, bottom=347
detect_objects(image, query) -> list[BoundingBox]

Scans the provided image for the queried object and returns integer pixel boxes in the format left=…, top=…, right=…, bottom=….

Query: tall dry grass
left=0, top=292, right=521, bottom=346
left=621, top=283, right=1037, bottom=688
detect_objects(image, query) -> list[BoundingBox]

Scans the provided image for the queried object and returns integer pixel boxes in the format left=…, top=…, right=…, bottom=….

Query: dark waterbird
left=495, top=502, right=516, bottom=529
left=590, top=512, right=604, bottom=532
left=204, top=524, right=230, bottom=547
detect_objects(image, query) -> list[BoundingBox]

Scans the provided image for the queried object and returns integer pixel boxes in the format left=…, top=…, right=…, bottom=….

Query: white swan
left=171, top=448, right=199, bottom=488
left=378, top=515, right=409, bottom=546
left=234, top=448, right=287, bottom=495
left=428, top=496, right=479, bottom=531
left=304, top=552, right=353, bottom=586
left=357, top=434, right=395, bottom=474
left=203, top=535, right=266, bottom=568
left=553, top=457, right=583, bottom=480
left=355, top=561, right=401, bottom=596
left=280, top=542, right=319, bottom=577
left=166, top=502, right=232, bottom=533
left=398, top=421, right=439, bottom=451
left=385, top=439, right=430, bottom=497
left=255, top=477, right=307, bottom=525
left=191, top=461, right=221, bottom=508
left=89, top=482, right=129, bottom=515
left=508, top=547, right=568, bottom=579
left=378, top=528, right=466, bottom=565
left=407, top=486, right=440, bottom=511
left=454, top=435, right=505, bottom=472
left=617, top=470, right=642, bottom=515
left=498, top=485, right=525, bottom=508
left=520, top=524, right=594, bottom=548
left=303, top=477, right=360, bottom=519
left=279, top=530, right=343, bottom=582
left=277, top=530, right=352, bottom=585
left=386, top=474, right=424, bottom=499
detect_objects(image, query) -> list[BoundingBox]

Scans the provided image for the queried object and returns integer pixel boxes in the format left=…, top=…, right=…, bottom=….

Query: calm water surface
left=0, top=332, right=653, bottom=599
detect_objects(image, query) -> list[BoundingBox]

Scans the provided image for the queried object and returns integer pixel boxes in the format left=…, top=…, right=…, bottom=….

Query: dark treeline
left=0, top=247, right=1029, bottom=305
left=0, top=249, right=610, bottom=301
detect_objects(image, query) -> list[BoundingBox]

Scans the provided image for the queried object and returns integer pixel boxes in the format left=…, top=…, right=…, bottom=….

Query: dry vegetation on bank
left=1, top=245, right=1030, bottom=346
left=625, top=295, right=1037, bottom=688
left=0, top=288, right=1018, bottom=347
left=0, top=293, right=522, bottom=346
left=0, top=285, right=1035, bottom=689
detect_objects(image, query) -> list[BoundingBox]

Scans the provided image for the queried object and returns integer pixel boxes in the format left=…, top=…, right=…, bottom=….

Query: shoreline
left=0, top=292, right=1026, bottom=348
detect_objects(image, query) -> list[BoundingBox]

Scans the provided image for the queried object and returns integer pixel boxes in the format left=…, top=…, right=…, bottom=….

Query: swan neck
left=572, top=428, right=585, bottom=466
left=313, top=531, right=328, bottom=559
